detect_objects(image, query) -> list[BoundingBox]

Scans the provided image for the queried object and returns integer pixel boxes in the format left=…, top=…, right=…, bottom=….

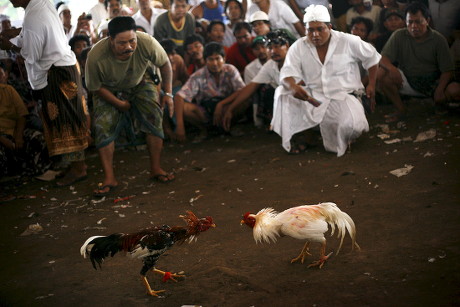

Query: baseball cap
left=250, top=11, right=269, bottom=23
left=383, top=8, right=403, bottom=21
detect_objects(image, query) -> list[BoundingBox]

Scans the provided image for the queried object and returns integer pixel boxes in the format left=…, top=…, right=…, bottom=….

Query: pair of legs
left=95, top=133, right=172, bottom=194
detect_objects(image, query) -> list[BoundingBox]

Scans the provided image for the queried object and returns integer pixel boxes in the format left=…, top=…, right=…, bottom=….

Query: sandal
left=93, top=184, right=117, bottom=197
left=150, top=173, right=175, bottom=183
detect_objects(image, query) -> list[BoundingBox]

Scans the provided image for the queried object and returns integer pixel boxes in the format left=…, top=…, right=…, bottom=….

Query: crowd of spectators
left=0, top=0, right=459, bottom=200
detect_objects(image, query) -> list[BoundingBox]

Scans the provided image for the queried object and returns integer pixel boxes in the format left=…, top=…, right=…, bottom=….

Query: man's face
left=269, top=43, right=288, bottom=62
left=384, top=15, right=405, bottom=32
left=186, top=41, right=204, bottom=60
left=307, top=21, right=332, bottom=47
left=252, top=20, right=270, bottom=36
left=108, top=0, right=121, bottom=18
left=1, top=20, right=11, bottom=31
left=351, top=22, right=368, bottom=41
left=171, top=0, right=188, bottom=19
left=252, top=43, right=268, bottom=61
left=406, top=10, right=429, bottom=39
left=73, top=40, right=88, bottom=58
left=226, top=1, right=242, bottom=20
left=235, top=28, right=251, bottom=47
left=137, top=0, right=151, bottom=10
left=205, top=53, right=225, bottom=74
left=209, top=24, right=225, bottom=43
left=60, top=9, right=71, bottom=25
left=110, top=30, right=137, bottom=60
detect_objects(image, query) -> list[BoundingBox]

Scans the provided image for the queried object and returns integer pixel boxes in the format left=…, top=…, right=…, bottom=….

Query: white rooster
left=241, top=202, right=360, bottom=268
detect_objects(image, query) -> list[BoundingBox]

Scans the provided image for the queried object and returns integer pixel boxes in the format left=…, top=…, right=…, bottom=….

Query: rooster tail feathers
left=80, top=234, right=125, bottom=270
left=317, top=202, right=358, bottom=255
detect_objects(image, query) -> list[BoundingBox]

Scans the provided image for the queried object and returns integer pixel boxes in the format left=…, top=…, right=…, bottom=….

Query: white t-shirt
left=18, top=0, right=76, bottom=90
left=244, top=58, right=263, bottom=84
left=252, top=59, right=280, bottom=89
left=132, top=8, right=167, bottom=36
left=248, top=0, right=301, bottom=38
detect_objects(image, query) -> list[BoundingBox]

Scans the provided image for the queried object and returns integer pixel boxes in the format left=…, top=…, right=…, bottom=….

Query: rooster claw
left=308, top=251, right=333, bottom=269
left=147, top=289, right=166, bottom=297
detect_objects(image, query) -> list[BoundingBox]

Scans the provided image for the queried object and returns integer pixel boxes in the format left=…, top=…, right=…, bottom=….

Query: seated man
left=249, top=11, right=298, bottom=43
left=379, top=2, right=460, bottom=122
left=0, top=65, right=50, bottom=178
left=272, top=5, right=380, bottom=157
left=224, top=30, right=293, bottom=131
left=173, top=42, right=245, bottom=142
left=374, top=8, right=405, bottom=52
left=184, top=34, right=206, bottom=75
left=154, top=0, right=195, bottom=56
left=350, top=16, right=373, bottom=42
left=226, top=22, right=256, bottom=75
left=85, top=16, right=175, bottom=196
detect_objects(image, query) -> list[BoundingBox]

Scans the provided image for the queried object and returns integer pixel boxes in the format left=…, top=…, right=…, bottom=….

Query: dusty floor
left=0, top=100, right=459, bottom=307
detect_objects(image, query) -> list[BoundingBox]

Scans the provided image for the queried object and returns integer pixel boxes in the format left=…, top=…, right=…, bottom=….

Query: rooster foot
left=153, top=268, right=186, bottom=282
left=141, top=276, right=166, bottom=297
left=308, top=252, right=333, bottom=269
left=291, top=242, right=312, bottom=264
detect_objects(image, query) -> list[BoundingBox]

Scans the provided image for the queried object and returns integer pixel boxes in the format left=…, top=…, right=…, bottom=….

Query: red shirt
left=226, top=40, right=256, bottom=75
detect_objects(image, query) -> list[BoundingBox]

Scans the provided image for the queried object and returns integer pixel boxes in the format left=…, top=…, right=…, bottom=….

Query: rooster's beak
left=211, top=223, right=216, bottom=228
left=240, top=220, right=245, bottom=225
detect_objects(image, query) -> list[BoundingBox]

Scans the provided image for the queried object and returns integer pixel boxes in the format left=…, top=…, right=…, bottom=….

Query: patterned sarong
left=37, top=65, right=88, bottom=157
left=93, top=79, right=164, bottom=149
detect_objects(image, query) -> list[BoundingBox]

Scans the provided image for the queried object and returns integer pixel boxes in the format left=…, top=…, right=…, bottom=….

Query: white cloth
left=132, top=8, right=167, bottom=36
left=248, top=0, right=301, bottom=38
left=17, top=0, right=76, bottom=90
left=223, top=24, right=236, bottom=47
left=303, top=4, right=330, bottom=23
left=251, top=59, right=280, bottom=89
left=346, top=5, right=381, bottom=33
left=89, top=2, right=109, bottom=29
left=244, top=58, right=264, bottom=84
left=271, top=30, right=381, bottom=156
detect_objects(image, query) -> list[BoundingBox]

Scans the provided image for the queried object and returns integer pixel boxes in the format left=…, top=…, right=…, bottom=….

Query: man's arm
left=94, top=87, right=131, bottom=111
left=221, top=82, right=260, bottom=131
left=293, top=21, right=306, bottom=38
left=434, top=71, right=453, bottom=104
left=379, top=55, right=402, bottom=86
left=159, top=60, right=174, bottom=117
left=366, top=64, right=378, bottom=112
left=173, top=94, right=186, bottom=142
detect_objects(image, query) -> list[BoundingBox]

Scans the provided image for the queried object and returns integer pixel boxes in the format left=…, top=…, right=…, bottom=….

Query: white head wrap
left=303, top=5, right=330, bottom=23
left=57, top=4, right=71, bottom=16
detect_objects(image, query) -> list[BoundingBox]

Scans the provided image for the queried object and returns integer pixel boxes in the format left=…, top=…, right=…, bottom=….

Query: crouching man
left=271, top=5, right=381, bottom=156
left=85, top=16, right=175, bottom=197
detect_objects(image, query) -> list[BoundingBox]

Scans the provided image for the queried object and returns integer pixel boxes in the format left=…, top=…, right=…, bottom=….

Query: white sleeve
left=252, top=61, right=275, bottom=84
left=279, top=40, right=304, bottom=82
left=21, top=30, right=48, bottom=90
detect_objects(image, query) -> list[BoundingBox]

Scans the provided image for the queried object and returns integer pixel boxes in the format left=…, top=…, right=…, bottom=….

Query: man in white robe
left=271, top=4, right=380, bottom=157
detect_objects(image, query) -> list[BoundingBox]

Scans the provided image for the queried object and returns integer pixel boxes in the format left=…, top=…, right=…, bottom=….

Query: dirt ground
left=0, top=100, right=459, bottom=307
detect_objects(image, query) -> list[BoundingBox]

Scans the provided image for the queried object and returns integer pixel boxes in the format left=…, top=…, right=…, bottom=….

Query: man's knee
left=446, top=81, right=460, bottom=101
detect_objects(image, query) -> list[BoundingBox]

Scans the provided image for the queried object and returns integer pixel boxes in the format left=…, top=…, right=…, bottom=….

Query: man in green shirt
left=379, top=2, right=460, bottom=122
left=86, top=16, right=175, bottom=197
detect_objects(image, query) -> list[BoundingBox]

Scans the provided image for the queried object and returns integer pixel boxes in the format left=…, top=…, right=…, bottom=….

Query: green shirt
left=85, top=31, right=168, bottom=92
left=381, top=27, right=454, bottom=78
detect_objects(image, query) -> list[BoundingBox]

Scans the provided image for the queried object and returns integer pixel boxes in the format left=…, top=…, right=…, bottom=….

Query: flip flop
left=150, top=173, right=175, bottom=184
left=55, top=175, right=88, bottom=187
left=93, top=184, right=117, bottom=197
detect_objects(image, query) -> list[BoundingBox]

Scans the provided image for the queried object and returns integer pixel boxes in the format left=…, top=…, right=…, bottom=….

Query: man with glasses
left=271, top=4, right=380, bottom=156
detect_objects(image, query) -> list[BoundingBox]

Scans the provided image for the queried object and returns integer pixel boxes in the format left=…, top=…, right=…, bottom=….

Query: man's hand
left=116, top=100, right=131, bottom=112
left=365, top=83, right=376, bottom=113
left=162, top=95, right=174, bottom=118
left=222, top=109, right=233, bottom=132
left=174, top=125, right=186, bottom=142
left=213, top=101, right=224, bottom=127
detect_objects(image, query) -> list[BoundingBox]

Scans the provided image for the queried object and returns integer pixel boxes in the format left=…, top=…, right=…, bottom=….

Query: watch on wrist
left=164, top=92, right=174, bottom=98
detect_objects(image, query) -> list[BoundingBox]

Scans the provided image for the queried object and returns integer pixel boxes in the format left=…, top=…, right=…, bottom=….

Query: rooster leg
left=290, top=242, right=312, bottom=264
left=141, top=276, right=166, bottom=296
left=307, top=242, right=333, bottom=269
left=153, top=268, right=186, bottom=282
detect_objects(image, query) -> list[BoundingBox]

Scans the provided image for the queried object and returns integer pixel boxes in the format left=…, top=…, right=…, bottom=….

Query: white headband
left=303, top=4, right=330, bottom=23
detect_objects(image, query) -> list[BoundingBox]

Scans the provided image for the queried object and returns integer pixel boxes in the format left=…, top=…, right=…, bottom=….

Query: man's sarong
left=37, top=65, right=88, bottom=157
left=93, top=79, right=164, bottom=149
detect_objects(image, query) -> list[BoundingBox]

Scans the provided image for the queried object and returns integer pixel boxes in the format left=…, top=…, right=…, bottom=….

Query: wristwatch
left=164, top=92, right=174, bottom=98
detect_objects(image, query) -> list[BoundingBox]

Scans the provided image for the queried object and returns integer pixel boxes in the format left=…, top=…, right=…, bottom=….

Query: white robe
left=271, top=30, right=381, bottom=157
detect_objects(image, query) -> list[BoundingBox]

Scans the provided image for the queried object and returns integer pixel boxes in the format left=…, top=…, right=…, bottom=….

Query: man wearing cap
left=271, top=4, right=380, bottom=157
left=374, top=8, right=405, bottom=52
left=223, top=30, right=293, bottom=130
left=85, top=16, right=175, bottom=196
left=249, top=10, right=298, bottom=42
left=1, top=0, right=89, bottom=185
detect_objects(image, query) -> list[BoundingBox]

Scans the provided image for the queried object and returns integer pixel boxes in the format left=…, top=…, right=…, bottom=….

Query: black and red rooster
left=80, top=211, right=215, bottom=296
